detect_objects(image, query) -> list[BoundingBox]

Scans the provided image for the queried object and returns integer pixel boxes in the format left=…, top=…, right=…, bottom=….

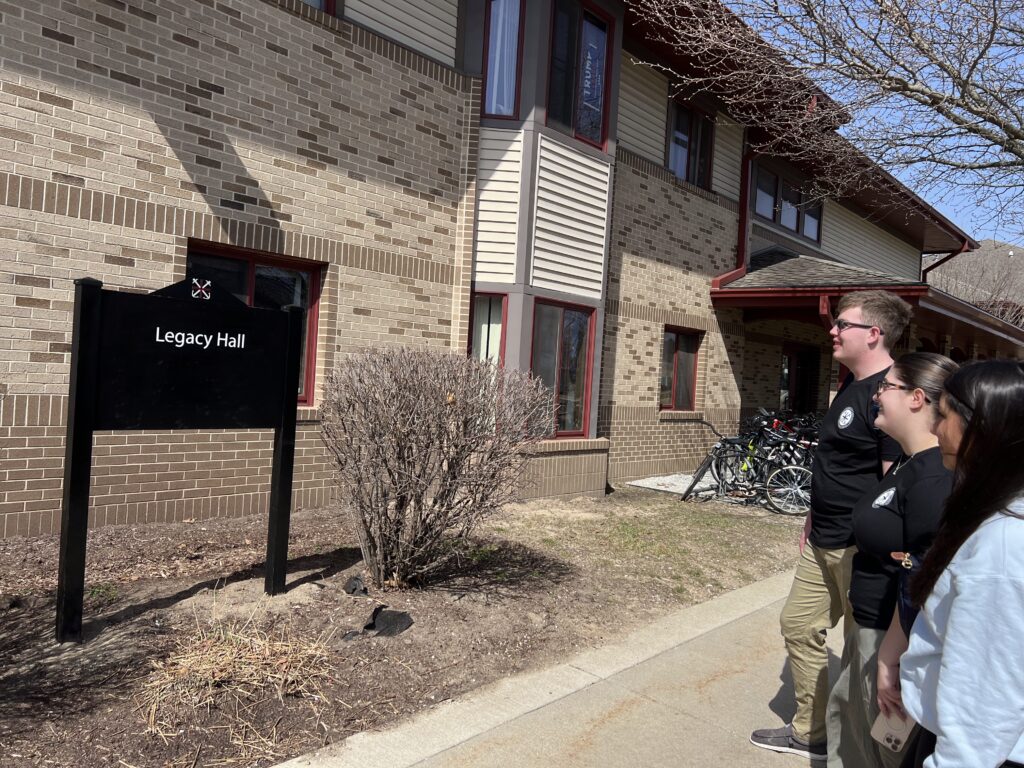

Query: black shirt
left=849, top=446, right=951, bottom=629
left=810, top=368, right=902, bottom=549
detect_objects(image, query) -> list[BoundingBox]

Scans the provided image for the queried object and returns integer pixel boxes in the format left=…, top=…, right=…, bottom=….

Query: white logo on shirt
left=838, top=407, right=855, bottom=429
left=872, top=488, right=896, bottom=508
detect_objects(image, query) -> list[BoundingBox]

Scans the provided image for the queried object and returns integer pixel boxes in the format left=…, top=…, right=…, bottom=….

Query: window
left=660, top=329, right=699, bottom=411
left=299, top=0, right=338, bottom=13
left=531, top=301, right=594, bottom=435
left=547, top=0, right=611, bottom=147
left=483, top=0, right=523, bottom=117
left=470, top=294, right=506, bottom=364
left=187, top=247, right=321, bottom=404
left=753, top=166, right=823, bottom=242
left=668, top=105, right=713, bottom=188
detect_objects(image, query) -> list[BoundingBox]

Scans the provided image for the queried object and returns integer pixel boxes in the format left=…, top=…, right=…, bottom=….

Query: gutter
left=712, top=144, right=757, bottom=290
left=922, top=238, right=970, bottom=278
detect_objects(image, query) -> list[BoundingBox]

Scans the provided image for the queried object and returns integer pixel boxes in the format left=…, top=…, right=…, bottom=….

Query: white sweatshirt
left=900, top=499, right=1024, bottom=768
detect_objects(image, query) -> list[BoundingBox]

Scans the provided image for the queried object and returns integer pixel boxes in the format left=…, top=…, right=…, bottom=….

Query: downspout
left=711, top=142, right=757, bottom=289
left=922, top=239, right=970, bottom=279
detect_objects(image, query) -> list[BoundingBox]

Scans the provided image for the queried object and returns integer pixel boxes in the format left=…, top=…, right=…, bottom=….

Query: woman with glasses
left=876, top=361, right=1024, bottom=768
left=827, top=352, right=958, bottom=768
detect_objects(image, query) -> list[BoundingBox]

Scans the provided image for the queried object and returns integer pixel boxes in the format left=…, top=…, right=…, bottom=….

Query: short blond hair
left=836, top=290, right=912, bottom=349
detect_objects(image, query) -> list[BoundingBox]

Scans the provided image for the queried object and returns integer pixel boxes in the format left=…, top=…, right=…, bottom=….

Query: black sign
left=94, top=288, right=288, bottom=430
left=56, top=277, right=303, bottom=643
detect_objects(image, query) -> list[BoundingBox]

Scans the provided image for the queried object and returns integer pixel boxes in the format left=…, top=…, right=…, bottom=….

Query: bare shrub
left=320, top=348, right=553, bottom=587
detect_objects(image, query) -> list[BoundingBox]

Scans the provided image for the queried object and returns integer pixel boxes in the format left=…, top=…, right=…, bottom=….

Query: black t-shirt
left=810, top=368, right=902, bottom=549
left=849, top=446, right=951, bottom=629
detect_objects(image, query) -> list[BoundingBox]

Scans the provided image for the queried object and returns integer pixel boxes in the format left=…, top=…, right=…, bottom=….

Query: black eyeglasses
left=877, top=379, right=931, bottom=402
left=834, top=319, right=883, bottom=334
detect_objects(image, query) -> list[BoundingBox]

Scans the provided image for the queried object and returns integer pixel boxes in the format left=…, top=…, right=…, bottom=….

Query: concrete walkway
left=278, top=571, right=843, bottom=768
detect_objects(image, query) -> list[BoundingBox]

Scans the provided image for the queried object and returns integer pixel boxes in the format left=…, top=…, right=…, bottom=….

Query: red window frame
left=481, top=0, right=527, bottom=120
left=667, top=102, right=715, bottom=190
left=186, top=242, right=322, bottom=406
left=753, top=165, right=823, bottom=244
left=468, top=292, right=508, bottom=366
left=529, top=298, right=596, bottom=438
left=660, top=327, right=700, bottom=411
left=544, top=0, right=615, bottom=151
left=302, top=0, right=339, bottom=14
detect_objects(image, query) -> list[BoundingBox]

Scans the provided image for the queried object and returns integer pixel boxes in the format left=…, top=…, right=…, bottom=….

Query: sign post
left=55, top=276, right=302, bottom=643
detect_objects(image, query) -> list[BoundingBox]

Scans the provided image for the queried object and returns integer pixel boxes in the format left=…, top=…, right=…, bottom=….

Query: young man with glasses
left=751, top=290, right=912, bottom=761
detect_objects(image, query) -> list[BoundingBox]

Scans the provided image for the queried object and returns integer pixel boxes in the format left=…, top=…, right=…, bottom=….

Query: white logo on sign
left=872, top=488, right=896, bottom=508
left=838, top=406, right=855, bottom=429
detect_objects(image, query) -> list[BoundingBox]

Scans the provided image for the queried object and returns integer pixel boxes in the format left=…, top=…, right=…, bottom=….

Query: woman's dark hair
left=911, top=360, right=1024, bottom=605
left=891, top=352, right=959, bottom=408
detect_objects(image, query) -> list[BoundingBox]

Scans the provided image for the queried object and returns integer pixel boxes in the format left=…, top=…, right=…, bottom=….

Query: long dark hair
left=911, top=360, right=1024, bottom=605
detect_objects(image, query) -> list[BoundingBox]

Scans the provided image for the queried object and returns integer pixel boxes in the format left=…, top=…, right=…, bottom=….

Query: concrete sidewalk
left=278, top=571, right=843, bottom=768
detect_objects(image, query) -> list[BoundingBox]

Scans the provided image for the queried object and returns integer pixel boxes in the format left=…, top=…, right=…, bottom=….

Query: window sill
left=533, top=437, right=610, bottom=454
left=658, top=409, right=705, bottom=422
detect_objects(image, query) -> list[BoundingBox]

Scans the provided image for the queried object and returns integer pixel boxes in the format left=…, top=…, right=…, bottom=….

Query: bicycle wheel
left=681, top=453, right=715, bottom=500
left=765, top=464, right=813, bottom=515
left=712, top=448, right=759, bottom=497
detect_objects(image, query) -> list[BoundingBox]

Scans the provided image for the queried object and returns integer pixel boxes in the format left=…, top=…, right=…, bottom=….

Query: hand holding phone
left=870, top=711, right=915, bottom=753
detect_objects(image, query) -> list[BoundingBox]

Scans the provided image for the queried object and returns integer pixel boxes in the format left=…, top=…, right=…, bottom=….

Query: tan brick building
left=2, top=0, right=1021, bottom=537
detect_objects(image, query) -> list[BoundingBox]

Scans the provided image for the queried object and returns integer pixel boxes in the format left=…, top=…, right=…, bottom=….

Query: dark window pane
left=802, top=202, right=822, bottom=240
left=660, top=331, right=678, bottom=407
left=531, top=303, right=561, bottom=391
left=755, top=167, right=777, bottom=220
left=575, top=13, right=607, bottom=144
left=780, top=182, right=800, bottom=230
left=673, top=333, right=697, bottom=410
left=300, top=0, right=324, bottom=7
left=548, top=0, right=580, bottom=133
left=669, top=107, right=691, bottom=179
left=484, top=0, right=521, bottom=116
left=557, top=309, right=590, bottom=432
left=471, top=295, right=503, bottom=363
left=690, top=115, right=712, bottom=188
left=187, top=253, right=249, bottom=304
left=255, top=265, right=311, bottom=396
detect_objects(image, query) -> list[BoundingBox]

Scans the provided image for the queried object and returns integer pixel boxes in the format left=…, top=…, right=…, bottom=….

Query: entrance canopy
left=711, top=251, right=1024, bottom=358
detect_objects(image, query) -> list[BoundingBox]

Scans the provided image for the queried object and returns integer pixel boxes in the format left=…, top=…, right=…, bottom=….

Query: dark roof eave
left=710, top=283, right=929, bottom=307
left=921, top=288, right=1024, bottom=345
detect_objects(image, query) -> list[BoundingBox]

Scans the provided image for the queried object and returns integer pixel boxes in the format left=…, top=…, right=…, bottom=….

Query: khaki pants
left=780, top=542, right=855, bottom=744
left=827, top=624, right=909, bottom=768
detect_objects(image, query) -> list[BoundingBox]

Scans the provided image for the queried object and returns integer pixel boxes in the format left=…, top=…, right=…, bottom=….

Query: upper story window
left=483, top=0, right=523, bottom=117
left=531, top=301, right=594, bottom=436
left=754, top=166, right=823, bottom=242
left=548, top=0, right=612, bottom=148
left=668, top=104, right=713, bottom=189
left=187, top=246, right=321, bottom=405
left=300, top=0, right=338, bottom=13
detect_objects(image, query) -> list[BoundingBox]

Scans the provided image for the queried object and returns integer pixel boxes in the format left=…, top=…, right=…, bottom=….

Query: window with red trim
left=668, top=104, right=713, bottom=189
left=186, top=246, right=321, bottom=404
left=531, top=301, right=594, bottom=435
left=300, top=0, right=339, bottom=14
left=483, top=0, right=523, bottom=118
left=547, top=0, right=612, bottom=147
left=470, top=293, right=506, bottom=365
left=659, top=328, right=700, bottom=411
left=753, top=165, right=823, bottom=243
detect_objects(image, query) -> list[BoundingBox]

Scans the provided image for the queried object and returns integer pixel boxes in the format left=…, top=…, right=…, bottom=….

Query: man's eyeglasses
left=834, top=319, right=883, bottom=334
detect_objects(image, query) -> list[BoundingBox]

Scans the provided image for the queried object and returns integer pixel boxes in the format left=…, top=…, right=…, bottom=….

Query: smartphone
left=870, top=711, right=915, bottom=753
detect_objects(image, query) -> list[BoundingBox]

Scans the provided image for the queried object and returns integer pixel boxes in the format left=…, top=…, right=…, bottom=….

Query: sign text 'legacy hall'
left=154, top=326, right=247, bottom=349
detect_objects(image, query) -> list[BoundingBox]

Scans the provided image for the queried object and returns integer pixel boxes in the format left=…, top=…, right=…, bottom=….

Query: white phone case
left=870, top=711, right=915, bottom=753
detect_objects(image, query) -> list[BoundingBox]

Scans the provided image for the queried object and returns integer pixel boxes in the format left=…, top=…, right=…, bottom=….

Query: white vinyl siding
left=617, top=57, right=669, bottom=164
left=712, top=117, right=743, bottom=200
left=820, top=201, right=920, bottom=279
left=530, top=137, right=612, bottom=299
left=345, top=0, right=458, bottom=65
left=474, top=128, right=523, bottom=284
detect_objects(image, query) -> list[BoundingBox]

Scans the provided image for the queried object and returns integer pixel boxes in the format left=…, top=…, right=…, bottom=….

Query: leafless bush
left=320, top=348, right=553, bottom=587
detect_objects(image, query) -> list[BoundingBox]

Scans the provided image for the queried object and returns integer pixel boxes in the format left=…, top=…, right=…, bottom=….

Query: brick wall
left=0, top=0, right=480, bottom=536
left=600, top=149, right=744, bottom=481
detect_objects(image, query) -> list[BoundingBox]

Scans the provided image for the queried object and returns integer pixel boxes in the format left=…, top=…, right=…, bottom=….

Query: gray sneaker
left=749, top=723, right=827, bottom=761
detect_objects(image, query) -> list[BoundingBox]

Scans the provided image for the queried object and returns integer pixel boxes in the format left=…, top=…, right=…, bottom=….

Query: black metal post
left=264, top=306, right=303, bottom=595
left=56, top=278, right=103, bottom=642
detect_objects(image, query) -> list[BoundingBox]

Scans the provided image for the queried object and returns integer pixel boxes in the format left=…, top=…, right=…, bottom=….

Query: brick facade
left=0, top=0, right=480, bottom=536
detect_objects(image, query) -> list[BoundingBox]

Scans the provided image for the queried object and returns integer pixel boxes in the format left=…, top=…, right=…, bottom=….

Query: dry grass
left=138, top=604, right=334, bottom=765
